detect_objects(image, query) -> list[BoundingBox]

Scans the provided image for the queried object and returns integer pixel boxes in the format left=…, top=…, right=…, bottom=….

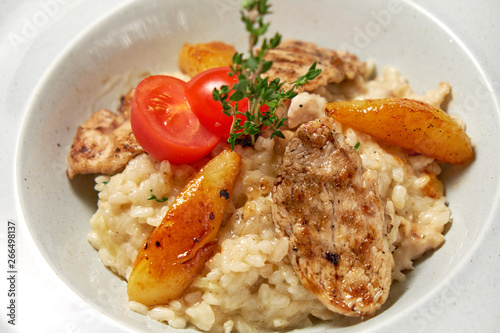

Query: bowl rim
left=10, top=0, right=500, bottom=332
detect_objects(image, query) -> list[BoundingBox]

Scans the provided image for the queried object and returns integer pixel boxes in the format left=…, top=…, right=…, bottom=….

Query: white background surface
left=1, top=1, right=499, bottom=332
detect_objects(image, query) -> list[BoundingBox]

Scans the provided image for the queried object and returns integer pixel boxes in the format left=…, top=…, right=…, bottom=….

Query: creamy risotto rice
left=88, top=66, right=452, bottom=332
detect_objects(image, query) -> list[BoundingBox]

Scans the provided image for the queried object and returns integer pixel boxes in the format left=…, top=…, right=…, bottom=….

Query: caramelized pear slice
left=178, top=41, right=236, bottom=78
left=326, top=98, right=473, bottom=164
left=127, top=149, right=241, bottom=306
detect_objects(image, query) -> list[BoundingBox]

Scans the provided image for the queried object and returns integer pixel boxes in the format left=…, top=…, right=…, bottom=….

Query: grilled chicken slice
left=263, top=40, right=366, bottom=92
left=271, top=117, right=394, bottom=317
left=66, top=89, right=144, bottom=179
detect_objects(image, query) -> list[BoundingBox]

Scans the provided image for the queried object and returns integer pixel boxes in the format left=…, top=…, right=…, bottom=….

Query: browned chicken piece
left=271, top=117, right=394, bottom=317
left=263, top=40, right=366, bottom=92
left=66, top=89, right=144, bottom=179
left=117, top=87, right=134, bottom=118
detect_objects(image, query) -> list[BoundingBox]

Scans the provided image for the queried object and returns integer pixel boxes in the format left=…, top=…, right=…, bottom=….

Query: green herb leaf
left=148, top=189, right=168, bottom=203
left=230, top=91, right=245, bottom=102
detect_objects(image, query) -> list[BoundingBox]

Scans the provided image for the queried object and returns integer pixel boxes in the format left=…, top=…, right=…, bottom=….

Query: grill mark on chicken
left=67, top=89, right=144, bottom=179
left=271, top=117, right=393, bottom=317
left=263, top=40, right=366, bottom=92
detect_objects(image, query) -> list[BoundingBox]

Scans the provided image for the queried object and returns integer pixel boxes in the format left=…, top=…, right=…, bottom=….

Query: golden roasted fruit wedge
left=326, top=98, right=474, bottom=164
left=178, top=41, right=237, bottom=77
left=127, top=149, right=242, bottom=306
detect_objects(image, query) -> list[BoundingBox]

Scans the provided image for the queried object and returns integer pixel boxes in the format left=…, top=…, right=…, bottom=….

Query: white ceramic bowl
left=15, top=0, right=500, bottom=332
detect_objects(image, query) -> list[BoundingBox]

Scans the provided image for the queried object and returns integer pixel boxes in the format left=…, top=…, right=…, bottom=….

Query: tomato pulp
left=130, top=75, right=219, bottom=164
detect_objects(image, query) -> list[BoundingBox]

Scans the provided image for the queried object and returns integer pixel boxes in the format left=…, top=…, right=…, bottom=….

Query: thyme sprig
left=213, top=0, right=322, bottom=150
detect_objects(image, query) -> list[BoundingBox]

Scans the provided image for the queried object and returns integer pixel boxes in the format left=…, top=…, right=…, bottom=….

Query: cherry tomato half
left=185, top=67, right=248, bottom=138
left=130, top=75, right=219, bottom=164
